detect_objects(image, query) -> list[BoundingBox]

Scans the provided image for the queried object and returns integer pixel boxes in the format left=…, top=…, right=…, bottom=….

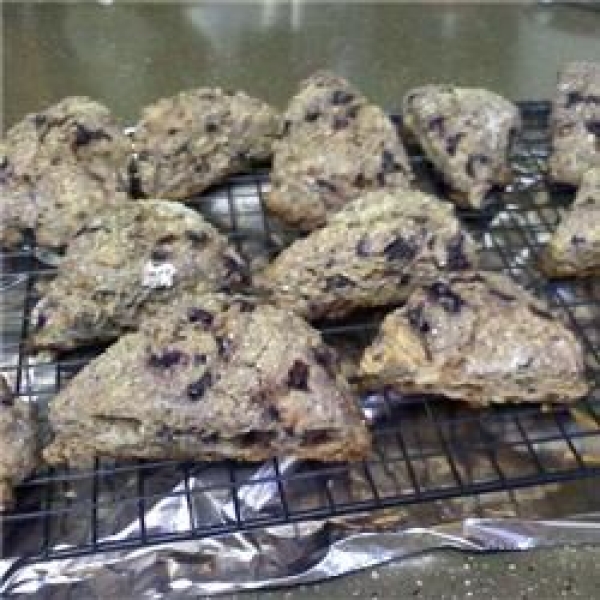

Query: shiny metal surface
left=3, top=2, right=600, bottom=130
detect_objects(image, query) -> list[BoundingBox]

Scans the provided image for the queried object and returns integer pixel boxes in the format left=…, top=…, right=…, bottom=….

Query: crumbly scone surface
left=542, top=167, right=600, bottom=277
left=261, top=189, right=477, bottom=320
left=133, top=88, right=280, bottom=199
left=266, top=71, right=413, bottom=230
left=402, top=85, right=520, bottom=208
left=549, top=61, right=600, bottom=185
left=1, top=96, right=131, bottom=249
left=360, top=272, right=588, bottom=404
left=30, top=201, right=246, bottom=351
left=44, top=294, right=370, bottom=465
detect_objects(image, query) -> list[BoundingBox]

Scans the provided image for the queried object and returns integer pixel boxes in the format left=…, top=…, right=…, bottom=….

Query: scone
left=541, top=167, right=600, bottom=277
left=0, top=376, right=38, bottom=510
left=1, top=97, right=131, bottom=249
left=402, top=85, right=520, bottom=208
left=359, top=272, right=588, bottom=405
left=266, top=71, right=413, bottom=230
left=132, top=88, right=280, bottom=199
left=549, top=62, right=600, bottom=186
left=30, top=201, right=246, bottom=351
left=44, top=294, right=370, bottom=466
left=260, top=189, right=476, bottom=321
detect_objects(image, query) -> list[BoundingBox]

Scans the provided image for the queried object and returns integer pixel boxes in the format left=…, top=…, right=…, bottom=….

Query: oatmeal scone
left=266, top=71, right=413, bottom=230
left=260, top=189, right=476, bottom=320
left=0, top=376, right=38, bottom=510
left=403, top=85, right=520, bottom=208
left=133, top=88, right=280, bottom=199
left=30, top=201, right=246, bottom=351
left=1, top=97, right=131, bottom=249
left=44, top=294, right=370, bottom=465
left=541, top=167, right=600, bottom=277
left=549, top=62, right=600, bottom=186
left=359, top=272, right=588, bottom=405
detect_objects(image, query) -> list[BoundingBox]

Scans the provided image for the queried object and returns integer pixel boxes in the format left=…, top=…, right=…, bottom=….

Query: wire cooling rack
left=2, top=101, right=600, bottom=579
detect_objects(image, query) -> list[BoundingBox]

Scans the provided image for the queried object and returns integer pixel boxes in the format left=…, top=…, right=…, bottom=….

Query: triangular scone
left=132, top=88, right=280, bottom=199
left=548, top=62, right=600, bottom=186
left=360, top=272, right=588, bottom=405
left=30, top=201, right=246, bottom=351
left=1, top=97, right=130, bottom=249
left=44, top=295, right=370, bottom=465
left=541, top=167, right=600, bottom=277
left=260, top=189, right=477, bottom=321
left=266, top=71, right=413, bottom=230
left=0, top=376, right=38, bottom=509
left=402, top=85, right=520, bottom=208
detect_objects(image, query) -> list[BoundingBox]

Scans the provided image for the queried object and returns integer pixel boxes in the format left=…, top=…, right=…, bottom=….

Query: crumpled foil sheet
left=3, top=111, right=600, bottom=597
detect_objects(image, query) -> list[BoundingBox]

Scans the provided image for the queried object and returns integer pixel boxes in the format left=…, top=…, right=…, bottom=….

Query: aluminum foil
left=3, top=115, right=600, bottom=598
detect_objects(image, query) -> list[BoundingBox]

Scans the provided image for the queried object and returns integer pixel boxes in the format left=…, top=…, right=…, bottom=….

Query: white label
left=142, top=262, right=177, bottom=289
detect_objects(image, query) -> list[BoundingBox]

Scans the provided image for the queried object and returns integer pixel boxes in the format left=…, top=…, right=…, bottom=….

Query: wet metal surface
left=3, top=2, right=600, bottom=599
left=3, top=3, right=600, bottom=130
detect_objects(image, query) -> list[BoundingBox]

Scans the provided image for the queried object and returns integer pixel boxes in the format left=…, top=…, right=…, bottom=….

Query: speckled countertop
left=3, top=2, right=600, bottom=599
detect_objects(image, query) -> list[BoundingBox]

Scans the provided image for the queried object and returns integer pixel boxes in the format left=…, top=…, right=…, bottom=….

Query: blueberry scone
left=1, top=97, right=131, bottom=249
left=0, top=376, right=38, bottom=509
left=132, top=88, right=280, bottom=199
left=260, top=189, right=476, bottom=320
left=359, top=272, right=588, bottom=405
left=266, top=71, right=413, bottom=230
left=541, top=167, right=600, bottom=277
left=549, top=62, right=600, bottom=185
left=402, top=85, right=520, bottom=208
left=44, top=294, right=370, bottom=465
left=30, top=201, right=246, bottom=351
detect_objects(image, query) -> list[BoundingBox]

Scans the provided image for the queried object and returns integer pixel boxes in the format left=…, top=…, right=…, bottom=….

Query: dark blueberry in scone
left=402, top=85, right=520, bottom=209
left=266, top=71, right=413, bottom=231
left=260, top=189, right=477, bottom=320
left=132, top=88, right=280, bottom=199
left=43, top=294, right=370, bottom=466
left=549, top=62, right=600, bottom=185
left=360, top=272, right=588, bottom=405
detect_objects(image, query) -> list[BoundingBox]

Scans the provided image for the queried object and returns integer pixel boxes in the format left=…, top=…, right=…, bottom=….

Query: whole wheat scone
left=266, top=71, right=413, bottom=230
left=30, top=201, right=246, bottom=351
left=359, top=272, right=588, bottom=405
left=260, top=189, right=476, bottom=321
left=549, top=62, right=600, bottom=186
left=0, top=376, right=38, bottom=510
left=1, top=97, right=131, bottom=249
left=44, top=294, right=370, bottom=466
left=541, top=167, right=600, bottom=277
left=132, top=88, right=280, bottom=199
left=402, top=85, right=520, bottom=208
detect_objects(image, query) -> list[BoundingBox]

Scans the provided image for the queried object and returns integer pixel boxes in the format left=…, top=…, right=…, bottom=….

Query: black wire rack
left=2, top=101, right=600, bottom=581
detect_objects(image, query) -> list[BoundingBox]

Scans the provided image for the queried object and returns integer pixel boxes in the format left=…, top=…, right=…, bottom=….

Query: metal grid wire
left=2, top=101, right=600, bottom=574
